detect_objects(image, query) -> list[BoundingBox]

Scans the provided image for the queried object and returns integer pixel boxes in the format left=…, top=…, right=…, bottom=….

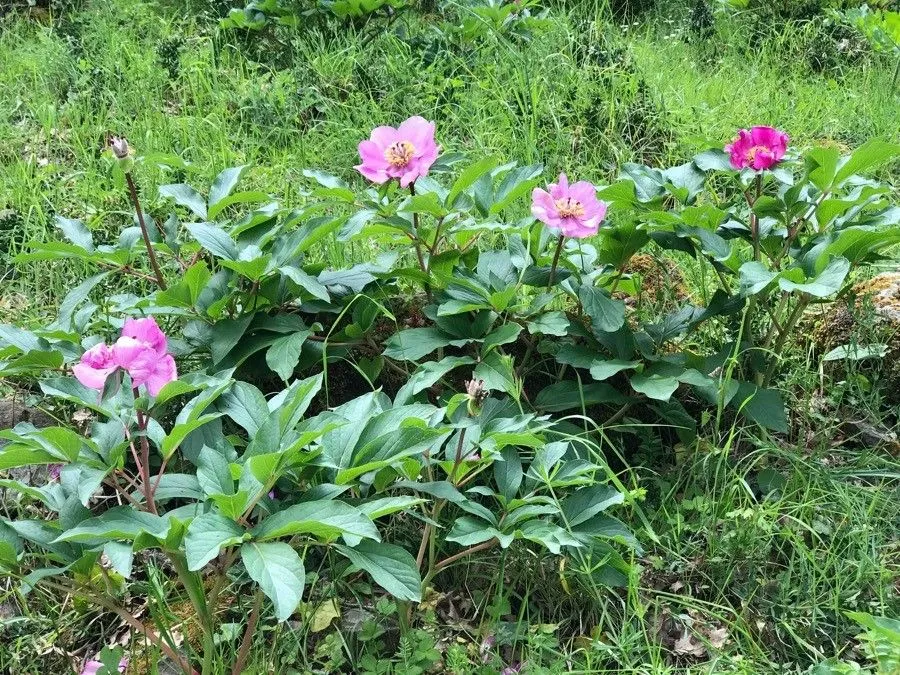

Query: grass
left=0, top=0, right=898, bottom=673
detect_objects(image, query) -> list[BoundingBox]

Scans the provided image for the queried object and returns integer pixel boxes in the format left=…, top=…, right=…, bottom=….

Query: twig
left=231, top=591, right=263, bottom=675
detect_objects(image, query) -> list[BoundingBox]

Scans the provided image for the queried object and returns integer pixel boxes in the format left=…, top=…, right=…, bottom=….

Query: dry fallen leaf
left=706, top=626, right=729, bottom=650
left=310, top=598, right=341, bottom=633
left=673, top=630, right=706, bottom=657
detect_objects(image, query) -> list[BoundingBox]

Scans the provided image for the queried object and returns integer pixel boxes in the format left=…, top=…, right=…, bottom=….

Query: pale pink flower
left=112, top=336, right=176, bottom=397
left=74, top=316, right=176, bottom=397
left=80, top=657, right=127, bottom=675
left=531, top=173, right=607, bottom=239
left=121, top=316, right=167, bottom=356
left=725, top=126, right=789, bottom=171
left=73, top=343, right=117, bottom=390
left=355, top=116, right=439, bottom=188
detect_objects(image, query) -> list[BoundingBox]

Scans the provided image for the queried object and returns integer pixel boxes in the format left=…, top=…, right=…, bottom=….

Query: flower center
left=384, top=140, right=415, bottom=168
left=555, top=197, right=585, bottom=219
left=747, top=145, right=766, bottom=162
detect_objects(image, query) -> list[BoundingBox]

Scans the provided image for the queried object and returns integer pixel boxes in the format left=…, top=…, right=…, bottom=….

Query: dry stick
left=231, top=591, right=263, bottom=675
left=39, top=579, right=197, bottom=675
left=432, top=539, right=498, bottom=575
left=125, top=172, right=167, bottom=290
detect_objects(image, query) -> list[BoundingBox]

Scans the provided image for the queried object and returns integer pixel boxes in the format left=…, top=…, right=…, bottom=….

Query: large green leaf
left=185, top=512, right=247, bottom=570
left=778, top=257, right=850, bottom=298
left=382, top=327, right=453, bottom=361
left=494, top=447, right=523, bottom=502
left=160, top=184, right=208, bottom=219
left=579, top=285, right=626, bottom=333
left=834, top=139, right=900, bottom=186
left=252, top=501, right=379, bottom=542
left=208, top=165, right=248, bottom=211
left=241, top=542, right=305, bottom=621
left=336, top=540, right=422, bottom=602
left=561, top=485, right=624, bottom=528
left=54, top=507, right=169, bottom=544
left=185, top=223, right=238, bottom=260
left=266, top=331, right=312, bottom=383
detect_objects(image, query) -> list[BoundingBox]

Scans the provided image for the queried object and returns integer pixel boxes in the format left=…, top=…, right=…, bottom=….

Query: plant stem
left=431, top=539, right=498, bottom=576
left=762, top=294, right=810, bottom=387
left=124, top=172, right=167, bottom=290
left=750, top=173, right=762, bottom=261
left=408, top=184, right=430, bottom=287
left=231, top=590, right=262, bottom=675
left=547, top=235, right=565, bottom=288
left=170, top=553, right=216, bottom=675
left=134, top=404, right=157, bottom=515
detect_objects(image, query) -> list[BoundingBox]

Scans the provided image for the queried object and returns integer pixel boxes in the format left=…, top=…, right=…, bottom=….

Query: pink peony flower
left=73, top=316, right=176, bottom=397
left=80, top=657, right=127, bottom=675
left=121, top=317, right=167, bottom=357
left=112, top=336, right=177, bottom=397
left=73, top=343, right=118, bottom=390
left=531, top=173, right=607, bottom=239
left=355, top=116, right=439, bottom=188
left=725, top=126, right=789, bottom=171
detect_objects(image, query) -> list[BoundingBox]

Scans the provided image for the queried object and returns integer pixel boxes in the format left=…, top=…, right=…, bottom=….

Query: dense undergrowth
left=0, top=0, right=898, bottom=674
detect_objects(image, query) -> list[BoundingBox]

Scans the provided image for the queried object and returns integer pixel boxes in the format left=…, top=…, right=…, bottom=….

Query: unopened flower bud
left=465, top=378, right=487, bottom=416
left=110, top=136, right=130, bottom=159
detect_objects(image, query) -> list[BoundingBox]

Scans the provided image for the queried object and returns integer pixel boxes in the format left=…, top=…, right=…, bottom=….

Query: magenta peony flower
left=355, top=116, right=439, bottom=188
left=725, top=126, right=789, bottom=171
left=80, top=657, right=127, bottom=675
left=112, top=336, right=177, bottom=397
left=531, top=173, right=607, bottom=239
left=73, top=343, right=118, bottom=390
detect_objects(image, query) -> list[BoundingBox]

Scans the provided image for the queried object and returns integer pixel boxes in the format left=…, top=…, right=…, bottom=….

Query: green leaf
left=357, top=496, right=426, bottom=520
left=54, top=507, right=169, bottom=544
left=534, top=381, right=628, bottom=412
left=494, top=446, right=523, bottom=502
left=197, top=446, right=235, bottom=497
left=526, top=311, right=570, bottom=337
left=335, top=540, right=421, bottom=602
left=629, top=372, right=680, bottom=401
left=302, top=169, right=348, bottom=190
left=252, top=501, right=379, bottom=542
left=589, top=359, right=639, bottom=381
left=279, top=266, right=330, bottom=302
left=102, top=542, right=133, bottom=578
left=55, top=216, right=93, bottom=251
left=218, top=382, right=269, bottom=436
left=561, top=485, right=624, bottom=527
left=266, top=331, right=312, bottom=383
left=473, top=351, right=517, bottom=397
left=732, top=383, right=788, bottom=432
left=822, top=343, right=888, bottom=361
left=481, top=323, right=521, bottom=354
left=241, top=542, right=305, bottom=621
left=447, top=156, right=498, bottom=207
left=161, top=414, right=222, bottom=459
left=382, top=327, right=452, bottom=361
left=394, top=357, right=475, bottom=406
left=208, top=165, right=248, bottom=211
left=739, top=261, right=778, bottom=297
left=160, top=183, right=208, bottom=219
left=834, top=139, right=900, bottom=185
left=186, top=223, right=238, bottom=260
left=579, top=285, right=626, bottom=333
left=185, top=512, right=247, bottom=570
left=393, top=480, right=466, bottom=503
left=778, top=257, right=850, bottom=298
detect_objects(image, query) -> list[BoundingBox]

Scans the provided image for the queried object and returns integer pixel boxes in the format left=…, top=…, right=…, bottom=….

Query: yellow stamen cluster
left=384, top=140, right=415, bottom=167
left=555, top=197, right=585, bottom=219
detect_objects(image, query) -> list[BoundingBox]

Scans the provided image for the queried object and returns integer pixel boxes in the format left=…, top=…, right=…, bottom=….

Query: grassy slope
left=0, top=0, right=898, bottom=672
